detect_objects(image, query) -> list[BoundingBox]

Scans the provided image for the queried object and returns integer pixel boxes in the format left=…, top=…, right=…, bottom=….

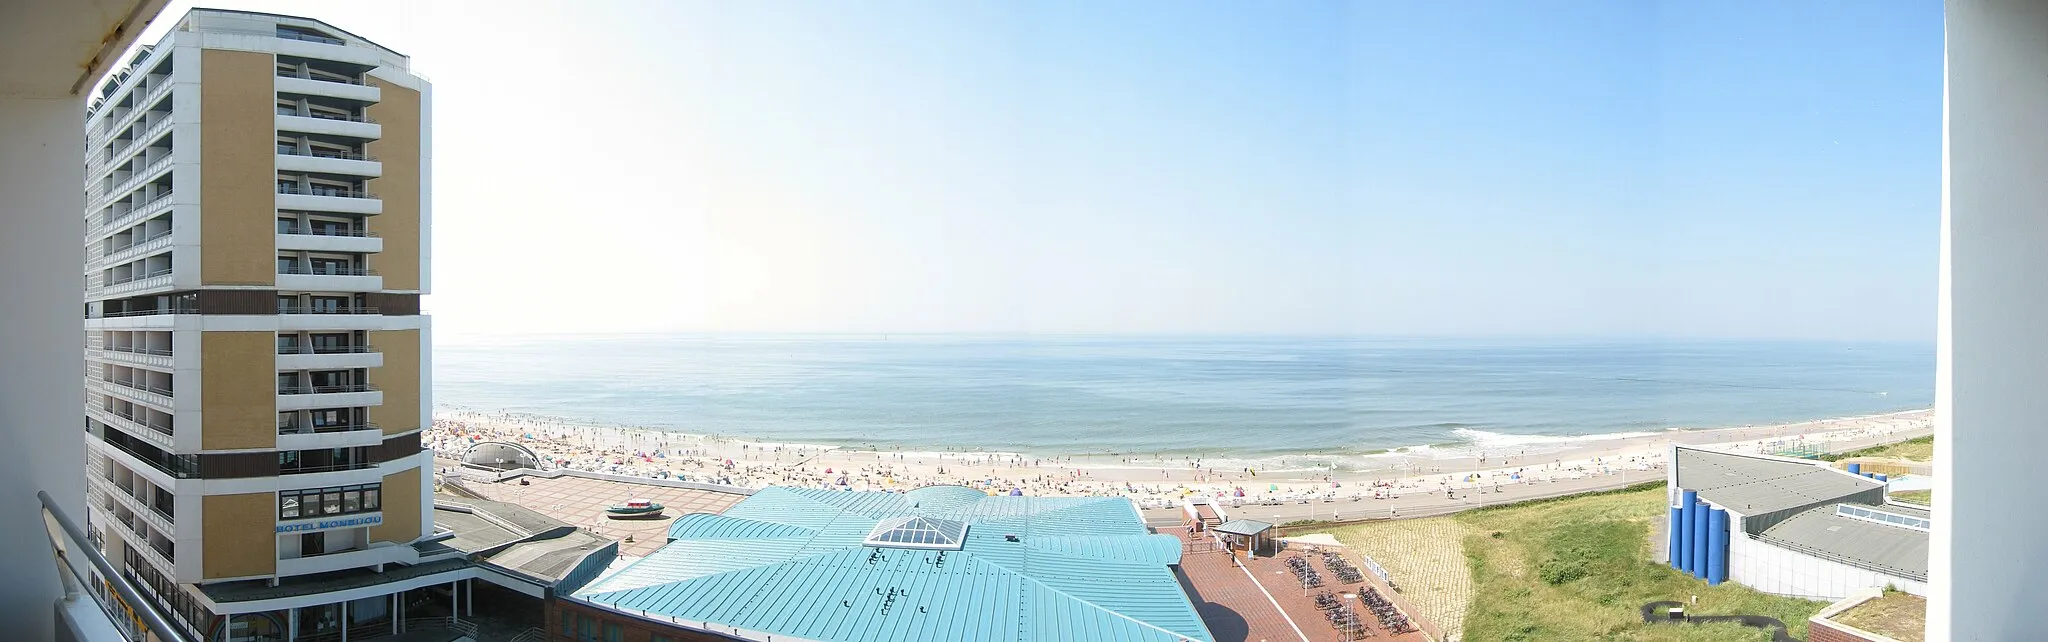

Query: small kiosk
left=1214, top=519, right=1276, bottom=557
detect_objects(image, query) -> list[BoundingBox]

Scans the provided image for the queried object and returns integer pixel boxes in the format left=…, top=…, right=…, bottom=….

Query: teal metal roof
left=579, top=486, right=1213, bottom=642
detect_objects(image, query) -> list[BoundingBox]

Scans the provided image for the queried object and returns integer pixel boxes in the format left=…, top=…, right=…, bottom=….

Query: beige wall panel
left=365, top=79, right=421, bottom=290
left=202, top=492, right=278, bottom=578
left=200, top=49, right=278, bottom=286
left=201, top=331, right=276, bottom=450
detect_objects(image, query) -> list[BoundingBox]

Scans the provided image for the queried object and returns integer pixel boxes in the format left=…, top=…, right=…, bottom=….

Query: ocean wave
left=1448, top=427, right=1667, bottom=450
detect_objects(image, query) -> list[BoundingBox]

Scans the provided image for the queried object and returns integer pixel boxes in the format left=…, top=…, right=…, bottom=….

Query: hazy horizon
left=127, top=1, right=1942, bottom=341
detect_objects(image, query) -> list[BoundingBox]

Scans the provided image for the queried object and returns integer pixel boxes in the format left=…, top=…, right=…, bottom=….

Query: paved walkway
left=1171, top=530, right=1308, bottom=642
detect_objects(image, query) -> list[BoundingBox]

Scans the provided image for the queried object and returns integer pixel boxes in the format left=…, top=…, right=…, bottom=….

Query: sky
left=133, top=1, right=1942, bottom=340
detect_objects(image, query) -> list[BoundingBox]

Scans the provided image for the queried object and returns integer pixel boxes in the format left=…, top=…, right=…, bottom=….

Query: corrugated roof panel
left=573, top=488, right=1210, bottom=642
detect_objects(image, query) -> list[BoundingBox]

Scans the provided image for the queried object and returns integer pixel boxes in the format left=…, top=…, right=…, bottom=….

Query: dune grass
left=1826, top=435, right=1934, bottom=462
left=1890, top=489, right=1932, bottom=506
left=1325, top=517, right=1474, bottom=640
left=1334, top=482, right=1828, bottom=641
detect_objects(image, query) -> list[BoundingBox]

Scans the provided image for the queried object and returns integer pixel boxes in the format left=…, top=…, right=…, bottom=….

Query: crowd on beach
left=428, top=407, right=1932, bottom=510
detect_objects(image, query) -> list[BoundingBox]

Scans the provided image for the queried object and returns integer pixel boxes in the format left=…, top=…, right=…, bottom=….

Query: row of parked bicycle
left=1285, top=555, right=1324, bottom=588
left=1361, top=586, right=1413, bottom=633
left=1321, top=550, right=1367, bottom=584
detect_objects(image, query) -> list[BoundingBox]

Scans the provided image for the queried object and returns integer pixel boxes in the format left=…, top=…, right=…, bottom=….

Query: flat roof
left=1675, top=447, right=1881, bottom=514
left=199, top=557, right=472, bottom=604
left=575, top=485, right=1212, bottom=642
left=1758, top=503, right=1929, bottom=581
left=433, top=495, right=615, bottom=584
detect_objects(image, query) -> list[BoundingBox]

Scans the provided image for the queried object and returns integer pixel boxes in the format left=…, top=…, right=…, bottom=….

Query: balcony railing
left=279, top=225, right=376, bottom=237
left=280, top=422, right=379, bottom=436
left=277, top=145, right=377, bottom=161
left=95, top=307, right=195, bottom=318
left=106, top=345, right=173, bottom=357
left=99, top=436, right=200, bottom=480
left=105, top=409, right=173, bottom=437
left=279, top=265, right=376, bottom=277
left=105, top=378, right=174, bottom=399
left=102, top=228, right=172, bottom=258
left=39, top=490, right=197, bottom=642
left=278, top=344, right=376, bottom=355
left=276, top=69, right=369, bottom=86
left=277, top=31, right=346, bottom=46
left=280, top=305, right=379, bottom=315
left=277, top=184, right=376, bottom=199
left=280, top=461, right=376, bottom=475
left=102, top=266, right=173, bottom=287
left=275, top=108, right=377, bottom=124
left=278, top=384, right=378, bottom=395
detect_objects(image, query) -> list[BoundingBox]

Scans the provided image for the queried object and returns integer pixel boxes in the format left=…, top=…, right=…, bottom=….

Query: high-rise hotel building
left=81, top=10, right=437, bottom=640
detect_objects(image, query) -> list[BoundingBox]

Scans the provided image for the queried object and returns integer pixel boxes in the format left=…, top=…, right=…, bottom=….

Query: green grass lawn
left=1456, top=482, right=1829, bottom=641
left=1890, top=489, right=1932, bottom=506
left=1825, top=435, right=1934, bottom=462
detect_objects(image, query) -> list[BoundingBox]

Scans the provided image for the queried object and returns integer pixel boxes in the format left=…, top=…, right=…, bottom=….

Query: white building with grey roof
left=1666, top=446, right=1929, bottom=600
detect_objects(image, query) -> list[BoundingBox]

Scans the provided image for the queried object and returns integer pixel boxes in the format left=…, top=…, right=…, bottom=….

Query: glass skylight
left=863, top=516, right=969, bottom=550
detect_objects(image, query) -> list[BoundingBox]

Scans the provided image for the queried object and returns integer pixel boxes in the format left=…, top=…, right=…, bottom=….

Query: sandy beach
left=427, top=407, right=1932, bottom=511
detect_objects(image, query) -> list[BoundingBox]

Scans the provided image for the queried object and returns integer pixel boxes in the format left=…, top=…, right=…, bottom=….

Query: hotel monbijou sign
left=277, top=514, right=382, bottom=533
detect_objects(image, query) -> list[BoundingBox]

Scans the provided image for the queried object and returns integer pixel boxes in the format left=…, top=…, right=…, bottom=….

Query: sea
left=432, top=335, right=1933, bottom=464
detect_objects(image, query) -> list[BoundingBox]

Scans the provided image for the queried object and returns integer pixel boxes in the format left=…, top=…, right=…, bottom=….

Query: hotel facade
left=80, top=10, right=446, bottom=641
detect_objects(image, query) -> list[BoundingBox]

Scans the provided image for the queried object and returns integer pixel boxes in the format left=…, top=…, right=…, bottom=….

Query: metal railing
left=96, top=308, right=195, bottom=318
left=276, top=69, right=370, bottom=86
left=277, top=31, right=345, bottom=46
left=102, top=228, right=172, bottom=258
left=278, top=383, right=379, bottom=395
left=280, top=422, right=379, bottom=436
left=104, top=378, right=174, bottom=398
left=279, top=265, right=376, bottom=276
left=100, top=435, right=200, bottom=479
left=106, top=345, right=173, bottom=357
left=278, top=344, right=376, bottom=355
left=280, top=305, right=380, bottom=315
left=277, top=145, right=377, bottom=161
left=39, top=490, right=197, bottom=642
left=279, top=225, right=377, bottom=237
left=281, top=461, right=377, bottom=475
left=277, top=184, right=377, bottom=199
left=276, top=108, right=378, bottom=124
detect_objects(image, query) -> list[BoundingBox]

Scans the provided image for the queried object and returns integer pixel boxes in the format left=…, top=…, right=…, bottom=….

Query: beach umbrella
left=825, top=468, right=833, bottom=474
left=1268, top=484, right=1278, bottom=492
left=1009, top=488, right=1023, bottom=496
left=1234, top=489, right=1245, bottom=497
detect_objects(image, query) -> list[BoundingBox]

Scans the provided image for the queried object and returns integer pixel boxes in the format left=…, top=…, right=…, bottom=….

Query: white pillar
left=450, top=581, right=459, bottom=624
left=340, top=601, right=348, bottom=642
left=390, top=593, right=398, bottom=635
left=465, top=579, right=473, bottom=617
left=288, top=608, right=297, bottom=640
left=1941, top=1, right=2048, bottom=637
left=0, top=94, right=87, bottom=638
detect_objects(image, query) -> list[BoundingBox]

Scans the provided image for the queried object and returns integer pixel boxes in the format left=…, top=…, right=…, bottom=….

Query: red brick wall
left=546, top=598, right=739, bottom=642
left=1809, top=619, right=1884, bottom=642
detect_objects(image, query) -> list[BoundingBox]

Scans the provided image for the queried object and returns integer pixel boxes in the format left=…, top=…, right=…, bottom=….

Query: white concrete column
left=0, top=95, right=87, bottom=642
left=390, top=593, right=397, bottom=635
left=340, top=601, right=348, bottom=642
left=1940, top=1, right=2048, bottom=637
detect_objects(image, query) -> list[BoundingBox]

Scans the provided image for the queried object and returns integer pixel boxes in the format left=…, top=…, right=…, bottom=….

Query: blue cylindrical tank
left=1668, top=506, right=1683, bottom=568
left=1708, top=507, right=1729, bottom=585
left=1692, top=499, right=1709, bottom=579
left=1875, top=473, right=1889, bottom=482
left=1679, top=490, right=1697, bottom=573
left=1847, top=463, right=1862, bottom=475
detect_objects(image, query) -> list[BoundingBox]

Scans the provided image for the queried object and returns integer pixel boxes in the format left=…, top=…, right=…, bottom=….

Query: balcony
left=95, top=344, right=174, bottom=370
left=101, top=228, right=173, bottom=265
left=276, top=143, right=382, bottom=178
left=277, top=226, right=381, bottom=254
left=40, top=491, right=196, bottom=642
left=96, top=377, right=173, bottom=410
left=277, top=264, right=381, bottom=292
left=95, top=433, right=199, bottom=480
left=92, top=146, right=173, bottom=211
left=98, top=266, right=173, bottom=298
left=275, top=183, right=381, bottom=215
left=101, top=189, right=176, bottom=235
left=278, top=422, right=384, bottom=450
left=277, top=384, right=381, bottom=412
left=275, top=69, right=381, bottom=102
left=280, top=305, right=380, bottom=315
left=277, top=344, right=382, bottom=370
left=90, top=407, right=174, bottom=452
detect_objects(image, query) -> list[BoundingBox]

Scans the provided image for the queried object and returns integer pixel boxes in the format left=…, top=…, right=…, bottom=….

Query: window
left=277, top=217, right=297, bottom=234
left=321, top=491, right=341, bottom=515
left=278, top=295, right=298, bottom=312
left=342, top=489, right=361, bottom=513
left=577, top=615, right=596, bottom=642
left=280, top=495, right=300, bottom=519
left=362, top=488, right=379, bottom=511
left=279, top=484, right=380, bottom=519
left=277, top=334, right=302, bottom=353
left=278, top=412, right=300, bottom=431
left=278, top=256, right=299, bottom=273
left=603, top=622, right=623, bottom=642
left=560, top=610, right=574, bottom=636
left=301, top=531, right=324, bottom=556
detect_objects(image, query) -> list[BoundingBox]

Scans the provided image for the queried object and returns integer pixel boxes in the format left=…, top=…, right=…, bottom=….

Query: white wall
left=1727, top=534, right=1925, bottom=601
left=0, top=96, right=88, bottom=637
left=1940, top=1, right=2048, bottom=637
